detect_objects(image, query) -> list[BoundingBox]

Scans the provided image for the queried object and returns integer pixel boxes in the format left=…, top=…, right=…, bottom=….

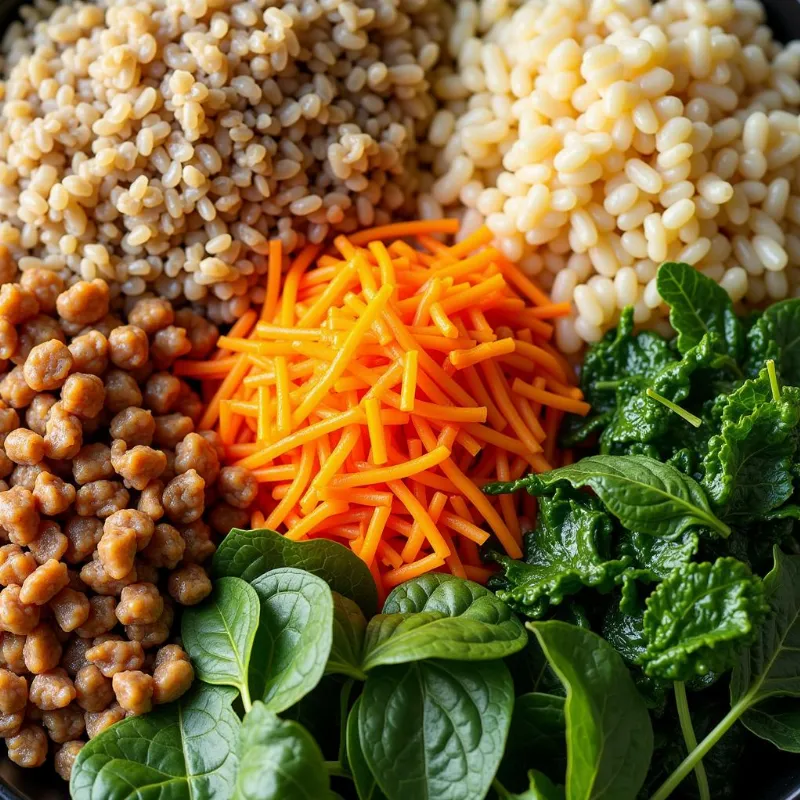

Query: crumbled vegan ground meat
left=0, top=260, right=255, bottom=778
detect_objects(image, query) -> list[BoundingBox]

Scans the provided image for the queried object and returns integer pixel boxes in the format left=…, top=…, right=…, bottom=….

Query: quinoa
left=0, top=0, right=453, bottom=321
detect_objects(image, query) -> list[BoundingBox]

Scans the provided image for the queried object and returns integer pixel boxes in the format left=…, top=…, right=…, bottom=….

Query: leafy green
left=756, top=298, right=800, bottom=384
left=563, top=308, right=678, bottom=446
left=213, top=527, right=378, bottom=616
left=71, top=684, right=240, bottom=800
left=346, top=697, right=388, bottom=800
left=250, top=567, right=333, bottom=712
left=740, top=697, right=800, bottom=752
left=618, top=530, right=699, bottom=582
left=530, top=621, right=653, bottom=800
left=498, top=771, right=566, bottom=800
left=182, top=577, right=260, bottom=702
left=358, top=659, right=514, bottom=800
left=656, top=261, right=744, bottom=359
left=485, top=454, right=730, bottom=539
left=497, top=693, right=566, bottom=791
left=327, top=592, right=368, bottom=681
left=362, top=574, right=526, bottom=669
left=731, top=548, right=800, bottom=705
left=702, top=368, right=800, bottom=522
left=640, top=559, right=768, bottom=681
left=488, top=488, right=630, bottom=617
left=234, top=702, right=330, bottom=800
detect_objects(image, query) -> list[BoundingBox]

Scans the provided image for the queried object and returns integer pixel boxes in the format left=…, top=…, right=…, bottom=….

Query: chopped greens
left=484, top=264, right=800, bottom=800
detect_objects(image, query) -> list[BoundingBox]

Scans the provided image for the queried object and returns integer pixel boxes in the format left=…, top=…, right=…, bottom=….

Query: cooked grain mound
left=0, top=0, right=451, bottom=320
left=430, top=0, right=800, bottom=352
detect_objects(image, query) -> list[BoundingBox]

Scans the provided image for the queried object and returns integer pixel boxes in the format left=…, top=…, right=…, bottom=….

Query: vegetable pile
left=485, top=262, right=800, bottom=798
left=69, top=527, right=537, bottom=800
left=178, top=221, right=582, bottom=596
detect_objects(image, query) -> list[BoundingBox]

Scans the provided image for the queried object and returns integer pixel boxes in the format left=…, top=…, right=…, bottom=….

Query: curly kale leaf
left=618, top=530, right=699, bottom=583
left=746, top=298, right=800, bottom=384
left=599, top=333, right=736, bottom=458
left=488, top=489, right=631, bottom=618
left=640, top=558, right=769, bottom=681
left=604, top=580, right=648, bottom=665
left=562, top=307, right=678, bottom=446
left=701, top=368, right=800, bottom=522
left=656, top=261, right=744, bottom=360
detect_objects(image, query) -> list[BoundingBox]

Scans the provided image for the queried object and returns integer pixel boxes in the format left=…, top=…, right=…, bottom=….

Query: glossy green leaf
left=530, top=620, right=653, bottom=800
left=562, top=307, right=679, bottom=447
left=488, top=489, right=631, bottom=618
left=250, top=567, right=334, bottom=712
left=762, top=298, right=800, bottom=385
left=182, top=577, right=260, bottom=698
left=731, top=548, right=800, bottom=706
left=346, top=697, right=388, bottom=800
left=497, top=693, right=566, bottom=791
left=234, top=701, right=330, bottom=800
left=741, top=697, right=800, bottom=753
left=362, top=574, right=526, bottom=669
left=618, top=530, right=698, bottom=582
left=485, top=454, right=729, bottom=539
left=327, top=592, right=368, bottom=681
left=656, top=261, right=744, bottom=359
left=702, top=368, right=800, bottom=521
left=70, top=684, right=240, bottom=800
left=213, top=527, right=378, bottom=616
left=358, top=659, right=514, bottom=800
left=641, top=558, right=768, bottom=681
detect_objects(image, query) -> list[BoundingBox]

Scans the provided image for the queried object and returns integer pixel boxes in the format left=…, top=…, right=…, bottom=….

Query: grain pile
left=429, top=0, right=800, bottom=351
left=0, top=0, right=452, bottom=320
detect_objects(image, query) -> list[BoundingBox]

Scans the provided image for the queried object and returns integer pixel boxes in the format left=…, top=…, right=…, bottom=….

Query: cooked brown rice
left=0, top=0, right=452, bottom=321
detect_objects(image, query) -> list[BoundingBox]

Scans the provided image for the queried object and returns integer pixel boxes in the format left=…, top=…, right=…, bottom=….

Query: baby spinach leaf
left=530, top=620, right=653, bottom=800
left=362, top=574, right=526, bottom=669
left=346, top=697, right=388, bottom=800
left=741, top=697, right=800, bottom=753
left=250, top=567, right=334, bottom=712
left=762, top=298, right=800, bottom=385
left=234, top=701, right=330, bottom=800
left=656, top=261, right=744, bottom=359
left=641, top=559, right=768, bottom=681
left=182, top=576, right=260, bottom=700
left=618, top=530, right=699, bottom=582
left=702, top=369, right=800, bottom=522
left=731, top=548, right=800, bottom=706
left=71, top=683, right=240, bottom=800
left=358, top=659, right=514, bottom=800
left=488, top=488, right=631, bottom=618
left=328, top=592, right=368, bottom=681
left=213, top=527, right=378, bottom=616
left=485, top=454, right=730, bottom=539
left=497, top=693, right=566, bottom=791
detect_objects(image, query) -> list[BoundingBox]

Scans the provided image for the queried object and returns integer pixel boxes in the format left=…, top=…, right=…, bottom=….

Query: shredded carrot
left=187, top=223, right=576, bottom=585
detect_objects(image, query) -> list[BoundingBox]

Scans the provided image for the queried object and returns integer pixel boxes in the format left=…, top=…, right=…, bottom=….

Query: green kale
left=488, top=488, right=630, bottom=617
left=701, top=366, right=800, bottom=522
left=640, top=559, right=769, bottom=682
left=656, top=261, right=744, bottom=361
left=562, top=307, right=678, bottom=446
left=619, top=531, right=699, bottom=583
left=746, top=298, right=800, bottom=384
left=485, top=454, right=730, bottom=539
